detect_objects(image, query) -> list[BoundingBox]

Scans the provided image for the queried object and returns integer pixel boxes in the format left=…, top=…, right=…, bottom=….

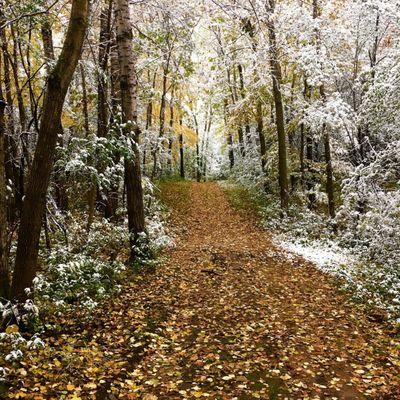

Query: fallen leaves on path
left=4, top=182, right=400, bottom=399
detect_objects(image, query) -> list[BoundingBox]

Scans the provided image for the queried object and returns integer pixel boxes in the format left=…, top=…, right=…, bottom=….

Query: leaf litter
left=4, top=181, right=400, bottom=399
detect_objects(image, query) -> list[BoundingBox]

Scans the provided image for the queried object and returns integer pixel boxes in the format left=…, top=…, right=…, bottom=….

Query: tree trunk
left=41, top=13, right=69, bottom=213
left=97, top=0, right=114, bottom=219
left=300, top=121, right=305, bottom=187
left=154, top=63, right=170, bottom=177
left=97, top=0, right=112, bottom=139
left=41, top=17, right=55, bottom=74
left=80, top=64, right=90, bottom=136
left=115, top=0, right=146, bottom=261
left=256, top=100, right=267, bottom=173
left=143, top=70, right=157, bottom=173
left=223, top=99, right=234, bottom=169
left=313, top=0, right=335, bottom=218
left=303, top=78, right=316, bottom=209
left=193, top=114, right=201, bottom=182
left=323, top=126, right=335, bottom=218
left=267, top=0, right=289, bottom=209
left=11, top=0, right=89, bottom=302
left=0, top=87, right=10, bottom=299
left=228, top=133, right=235, bottom=169
left=179, top=117, right=184, bottom=179
left=167, top=86, right=175, bottom=174
left=1, top=27, right=22, bottom=222
left=81, top=62, right=95, bottom=227
left=237, top=64, right=251, bottom=148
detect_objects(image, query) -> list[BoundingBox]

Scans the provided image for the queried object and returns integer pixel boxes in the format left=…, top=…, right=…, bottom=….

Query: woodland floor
left=4, top=181, right=400, bottom=400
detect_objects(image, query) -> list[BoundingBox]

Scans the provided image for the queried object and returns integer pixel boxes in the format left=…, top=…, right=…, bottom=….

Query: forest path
left=5, top=181, right=399, bottom=400
left=129, top=181, right=399, bottom=399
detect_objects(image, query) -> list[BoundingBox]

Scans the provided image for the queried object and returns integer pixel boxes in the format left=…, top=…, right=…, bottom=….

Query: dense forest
left=0, top=0, right=400, bottom=398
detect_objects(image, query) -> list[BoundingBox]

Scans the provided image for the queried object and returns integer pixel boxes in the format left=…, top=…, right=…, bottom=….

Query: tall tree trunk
left=143, top=69, right=157, bottom=173
left=179, top=117, right=184, bottom=179
left=167, top=85, right=175, bottom=174
left=256, top=100, right=267, bottom=174
left=299, top=121, right=305, bottom=187
left=201, top=109, right=212, bottom=178
left=115, top=0, right=146, bottom=261
left=267, top=0, right=289, bottom=209
left=154, top=62, right=170, bottom=177
left=1, top=27, right=22, bottom=221
left=41, top=16, right=55, bottom=73
left=303, top=78, right=316, bottom=209
left=80, top=63, right=95, bottom=228
left=313, top=0, right=335, bottom=218
left=232, top=66, right=245, bottom=157
left=0, top=75, right=10, bottom=299
left=228, top=133, right=235, bottom=169
left=237, top=64, right=251, bottom=149
left=223, top=99, right=234, bottom=169
left=11, top=0, right=89, bottom=302
left=193, top=114, right=201, bottom=182
left=97, top=0, right=112, bottom=139
left=9, top=28, right=30, bottom=198
left=41, top=13, right=69, bottom=213
left=80, top=64, right=90, bottom=136
left=244, top=20, right=267, bottom=181
left=97, top=0, right=114, bottom=219
left=323, top=124, right=335, bottom=218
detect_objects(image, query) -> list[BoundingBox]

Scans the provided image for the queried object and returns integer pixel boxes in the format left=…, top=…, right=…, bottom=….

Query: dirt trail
left=5, top=181, right=400, bottom=399
left=130, top=182, right=399, bottom=399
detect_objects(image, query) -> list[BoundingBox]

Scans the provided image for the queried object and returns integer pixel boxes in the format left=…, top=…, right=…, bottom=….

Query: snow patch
left=275, top=237, right=357, bottom=283
left=278, top=238, right=350, bottom=269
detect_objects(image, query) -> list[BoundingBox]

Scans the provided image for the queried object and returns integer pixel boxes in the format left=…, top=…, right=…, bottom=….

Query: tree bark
left=1, top=26, right=22, bottom=222
left=256, top=100, right=267, bottom=174
left=97, top=0, right=112, bottom=139
left=267, top=0, right=289, bottom=209
left=115, top=0, right=146, bottom=261
left=237, top=64, right=251, bottom=150
left=0, top=84, right=10, bottom=299
left=80, top=64, right=90, bottom=136
left=193, top=114, right=201, bottom=182
left=11, top=0, right=89, bottom=301
left=313, top=0, right=335, bottom=218
left=41, top=13, right=69, bottom=214
left=167, top=85, right=175, bottom=174
left=179, top=117, right=184, bottom=179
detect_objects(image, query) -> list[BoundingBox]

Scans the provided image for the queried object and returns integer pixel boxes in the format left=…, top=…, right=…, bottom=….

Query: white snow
left=275, top=236, right=356, bottom=281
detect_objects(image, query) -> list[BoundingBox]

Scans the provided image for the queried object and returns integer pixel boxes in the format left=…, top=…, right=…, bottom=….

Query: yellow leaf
left=84, top=382, right=97, bottom=390
left=66, top=384, right=75, bottom=391
left=6, top=324, right=19, bottom=334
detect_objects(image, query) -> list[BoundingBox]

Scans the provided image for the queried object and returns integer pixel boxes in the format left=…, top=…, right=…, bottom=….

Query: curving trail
left=6, top=181, right=400, bottom=399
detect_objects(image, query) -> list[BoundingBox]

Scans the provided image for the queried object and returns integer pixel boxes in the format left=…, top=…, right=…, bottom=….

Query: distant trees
left=2, top=0, right=398, bottom=308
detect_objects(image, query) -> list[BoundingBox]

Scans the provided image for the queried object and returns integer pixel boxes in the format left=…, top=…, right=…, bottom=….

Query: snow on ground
left=276, top=236, right=355, bottom=279
left=275, top=235, right=400, bottom=322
